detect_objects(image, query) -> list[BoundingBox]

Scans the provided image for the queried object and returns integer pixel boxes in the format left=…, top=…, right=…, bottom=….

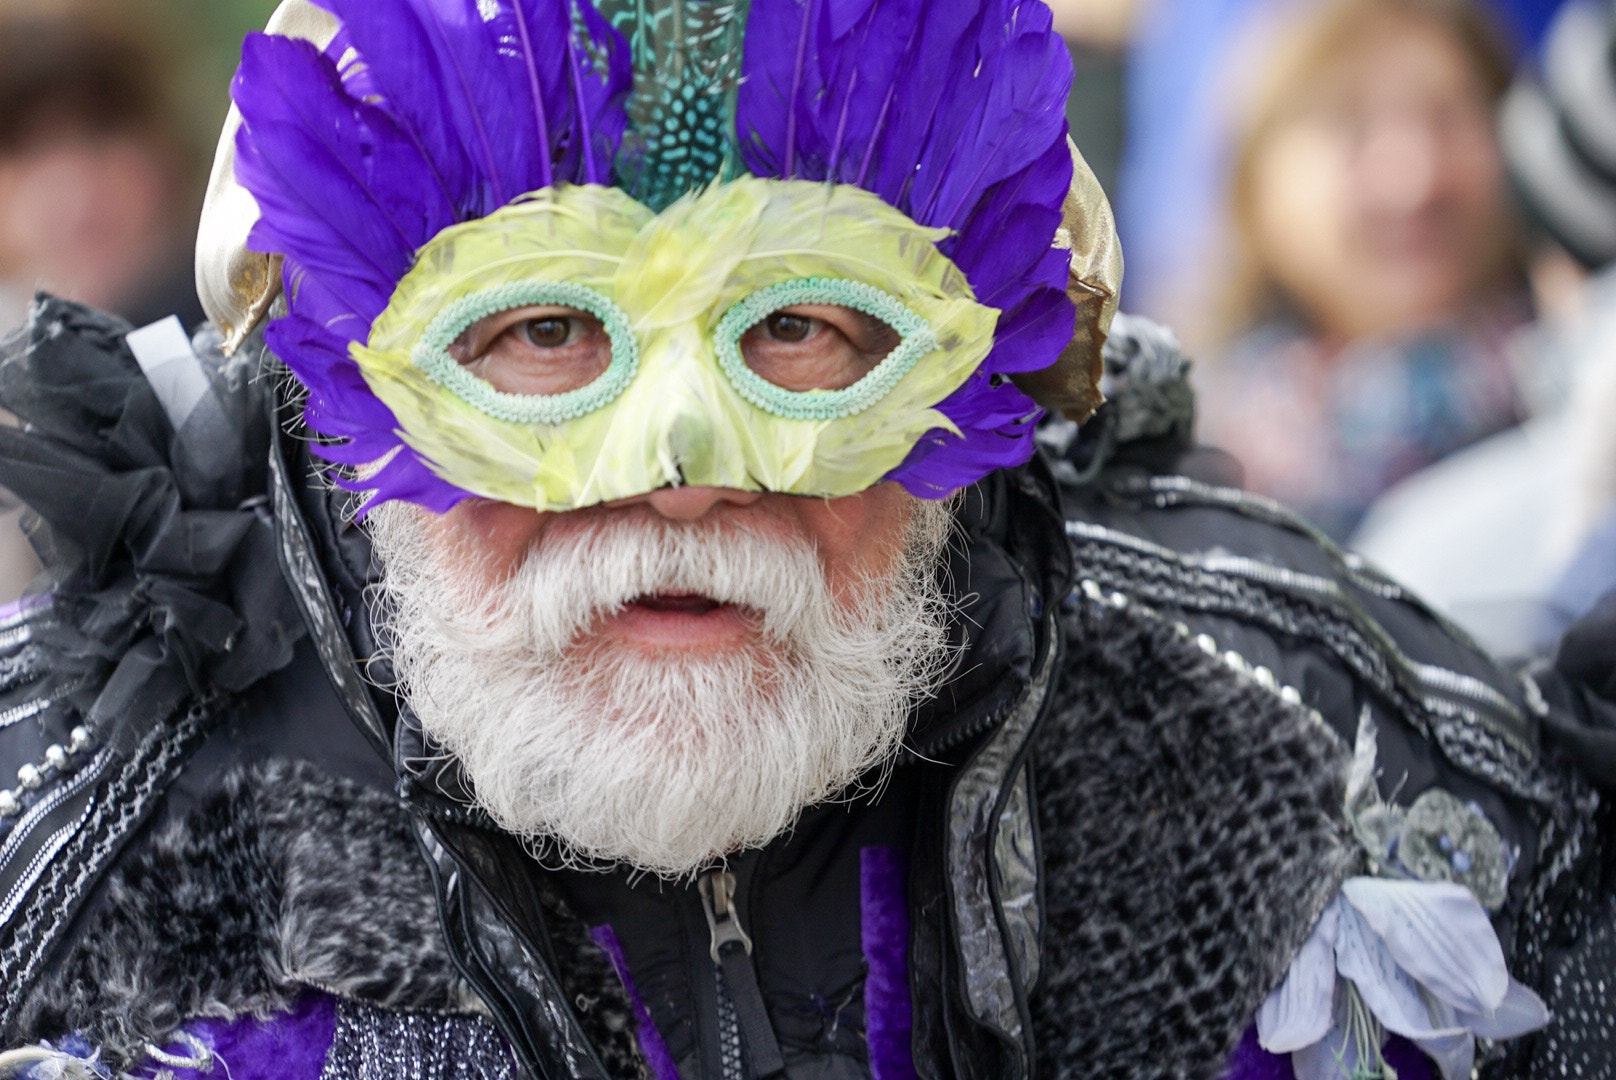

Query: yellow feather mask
left=354, top=178, right=999, bottom=511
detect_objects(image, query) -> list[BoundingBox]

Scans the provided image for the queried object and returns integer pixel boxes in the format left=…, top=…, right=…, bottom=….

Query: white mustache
left=510, top=515, right=831, bottom=658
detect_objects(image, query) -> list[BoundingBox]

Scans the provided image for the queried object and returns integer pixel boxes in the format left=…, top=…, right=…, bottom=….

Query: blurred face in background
left=1233, top=1, right=1512, bottom=345
left=0, top=20, right=199, bottom=331
left=0, top=126, right=180, bottom=324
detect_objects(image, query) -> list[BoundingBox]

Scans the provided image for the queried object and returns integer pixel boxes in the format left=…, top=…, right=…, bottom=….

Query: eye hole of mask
left=738, top=304, right=901, bottom=392
left=450, top=306, right=613, bottom=396
left=410, top=282, right=638, bottom=425
left=714, top=279, right=938, bottom=421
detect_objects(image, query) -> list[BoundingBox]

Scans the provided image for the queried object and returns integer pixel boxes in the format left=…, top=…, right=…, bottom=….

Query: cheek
left=431, top=499, right=550, bottom=582
left=1250, top=130, right=1353, bottom=286
left=1444, top=136, right=1506, bottom=224
left=792, top=484, right=914, bottom=602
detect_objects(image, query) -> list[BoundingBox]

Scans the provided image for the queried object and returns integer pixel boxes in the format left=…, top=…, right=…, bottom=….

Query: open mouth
left=607, top=593, right=764, bottom=646
left=628, top=592, right=727, bottom=615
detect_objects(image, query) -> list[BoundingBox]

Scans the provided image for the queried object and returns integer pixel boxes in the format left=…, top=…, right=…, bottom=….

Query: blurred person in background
left=0, top=11, right=205, bottom=333
left=1118, top=0, right=1563, bottom=330
left=1045, top=0, right=1142, bottom=200
left=1193, top=0, right=1528, bottom=540
left=0, top=4, right=216, bottom=605
left=1353, top=0, right=1616, bottom=656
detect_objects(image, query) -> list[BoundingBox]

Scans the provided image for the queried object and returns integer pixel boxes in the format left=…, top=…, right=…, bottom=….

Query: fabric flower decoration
left=1257, top=878, right=1547, bottom=1080
left=1344, top=712, right=1515, bottom=913
left=1392, top=789, right=1512, bottom=912
left=1257, top=711, right=1547, bottom=1079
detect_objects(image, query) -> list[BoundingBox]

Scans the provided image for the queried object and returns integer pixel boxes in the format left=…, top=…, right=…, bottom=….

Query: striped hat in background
left=1501, top=0, right=1616, bottom=269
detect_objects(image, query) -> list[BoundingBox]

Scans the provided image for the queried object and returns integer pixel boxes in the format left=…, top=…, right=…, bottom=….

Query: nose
left=1359, top=113, right=1441, bottom=214
left=645, top=486, right=763, bottom=520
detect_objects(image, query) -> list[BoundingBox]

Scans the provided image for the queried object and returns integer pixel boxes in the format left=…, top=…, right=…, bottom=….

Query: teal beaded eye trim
left=411, top=281, right=638, bottom=425
left=714, top=278, right=938, bottom=421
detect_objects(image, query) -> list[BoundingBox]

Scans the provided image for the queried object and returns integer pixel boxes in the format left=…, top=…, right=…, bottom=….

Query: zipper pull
left=699, top=868, right=786, bottom=1079
left=700, top=869, right=753, bottom=961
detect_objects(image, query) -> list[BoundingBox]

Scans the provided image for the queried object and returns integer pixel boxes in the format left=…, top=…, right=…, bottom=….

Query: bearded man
left=0, top=1, right=1608, bottom=1079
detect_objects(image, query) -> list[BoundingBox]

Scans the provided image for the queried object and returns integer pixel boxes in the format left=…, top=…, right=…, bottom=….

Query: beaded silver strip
left=0, top=747, right=111, bottom=924
left=0, top=738, right=102, bottom=865
left=0, top=700, right=215, bottom=1027
left=1075, top=578, right=1332, bottom=737
left=1122, top=476, right=1525, bottom=699
left=0, top=725, right=94, bottom=821
left=1065, top=518, right=1535, bottom=757
left=0, top=626, right=32, bottom=657
left=0, top=645, right=47, bottom=703
left=0, top=605, right=40, bottom=633
left=0, top=822, right=81, bottom=928
left=0, top=696, right=57, bottom=734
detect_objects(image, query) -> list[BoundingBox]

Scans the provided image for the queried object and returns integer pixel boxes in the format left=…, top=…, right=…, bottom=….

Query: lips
left=607, top=593, right=762, bottom=648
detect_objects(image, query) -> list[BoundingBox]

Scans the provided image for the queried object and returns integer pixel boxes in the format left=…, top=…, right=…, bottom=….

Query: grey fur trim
left=10, top=759, right=478, bottom=1068
left=1032, top=600, right=1357, bottom=1079
left=532, top=881, right=651, bottom=1079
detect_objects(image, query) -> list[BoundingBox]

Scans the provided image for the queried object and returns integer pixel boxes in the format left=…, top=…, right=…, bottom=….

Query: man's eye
left=763, top=312, right=819, bottom=344
left=450, top=307, right=612, bottom=397
left=739, top=304, right=899, bottom=393
left=522, top=317, right=578, bottom=348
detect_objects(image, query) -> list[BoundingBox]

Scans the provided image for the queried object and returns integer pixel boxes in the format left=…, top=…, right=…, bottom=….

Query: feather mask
left=228, top=0, right=1088, bottom=511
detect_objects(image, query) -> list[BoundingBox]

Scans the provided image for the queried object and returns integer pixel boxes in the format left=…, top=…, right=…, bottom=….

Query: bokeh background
left=2, top=0, right=1612, bottom=657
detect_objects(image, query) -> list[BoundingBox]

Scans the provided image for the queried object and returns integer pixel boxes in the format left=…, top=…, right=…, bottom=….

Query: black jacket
left=0, top=299, right=1603, bottom=1079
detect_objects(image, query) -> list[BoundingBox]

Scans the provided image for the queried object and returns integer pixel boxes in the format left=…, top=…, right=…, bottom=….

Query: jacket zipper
left=699, top=866, right=785, bottom=1080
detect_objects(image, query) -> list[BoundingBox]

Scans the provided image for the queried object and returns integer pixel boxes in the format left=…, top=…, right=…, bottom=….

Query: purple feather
left=306, top=0, right=511, bottom=211
left=132, top=993, right=339, bottom=1080
left=987, top=286, right=1078, bottom=375
left=918, top=4, right=1070, bottom=228
left=239, top=0, right=1073, bottom=509
left=306, top=0, right=629, bottom=214
left=234, top=0, right=629, bottom=509
left=863, top=7, right=989, bottom=209
left=736, top=0, right=1075, bottom=497
left=861, top=846, right=918, bottom=1080
left=265, top=317, right=466, bottom=513
left=234, top=37, right=442, bottom=286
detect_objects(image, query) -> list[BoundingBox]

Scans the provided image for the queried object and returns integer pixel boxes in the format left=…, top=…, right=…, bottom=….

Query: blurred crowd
left=0, top=0, right=1612, bottom=659
left=1057, top=0, right=1611, bottom=659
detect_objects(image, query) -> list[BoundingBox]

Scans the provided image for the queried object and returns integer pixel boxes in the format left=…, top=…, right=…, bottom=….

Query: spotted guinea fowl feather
left=596, top=0, right=752, bottom=209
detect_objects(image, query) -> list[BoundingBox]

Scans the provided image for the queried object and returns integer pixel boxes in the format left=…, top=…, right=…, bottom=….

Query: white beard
left=367, top=499, right=955, bottom=879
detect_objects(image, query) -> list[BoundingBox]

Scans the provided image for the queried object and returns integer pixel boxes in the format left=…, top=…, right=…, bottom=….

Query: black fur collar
left=10, top=760, right=647, bottom=1076
left=1032, top=597, right=1356, bottom=1079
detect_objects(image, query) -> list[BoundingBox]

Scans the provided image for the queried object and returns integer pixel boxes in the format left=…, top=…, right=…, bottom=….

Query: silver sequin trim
left=318, top=1000, right=518, bottom=1080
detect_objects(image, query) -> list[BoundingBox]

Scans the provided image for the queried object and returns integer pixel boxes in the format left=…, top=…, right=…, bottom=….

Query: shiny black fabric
left=0, top=298, right=313, bottom=1029
left=0, top=298, right=302, bottom=702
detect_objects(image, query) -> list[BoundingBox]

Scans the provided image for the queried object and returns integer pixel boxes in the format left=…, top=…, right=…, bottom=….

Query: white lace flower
left=1257, top=878, right=1547, bottom=1080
